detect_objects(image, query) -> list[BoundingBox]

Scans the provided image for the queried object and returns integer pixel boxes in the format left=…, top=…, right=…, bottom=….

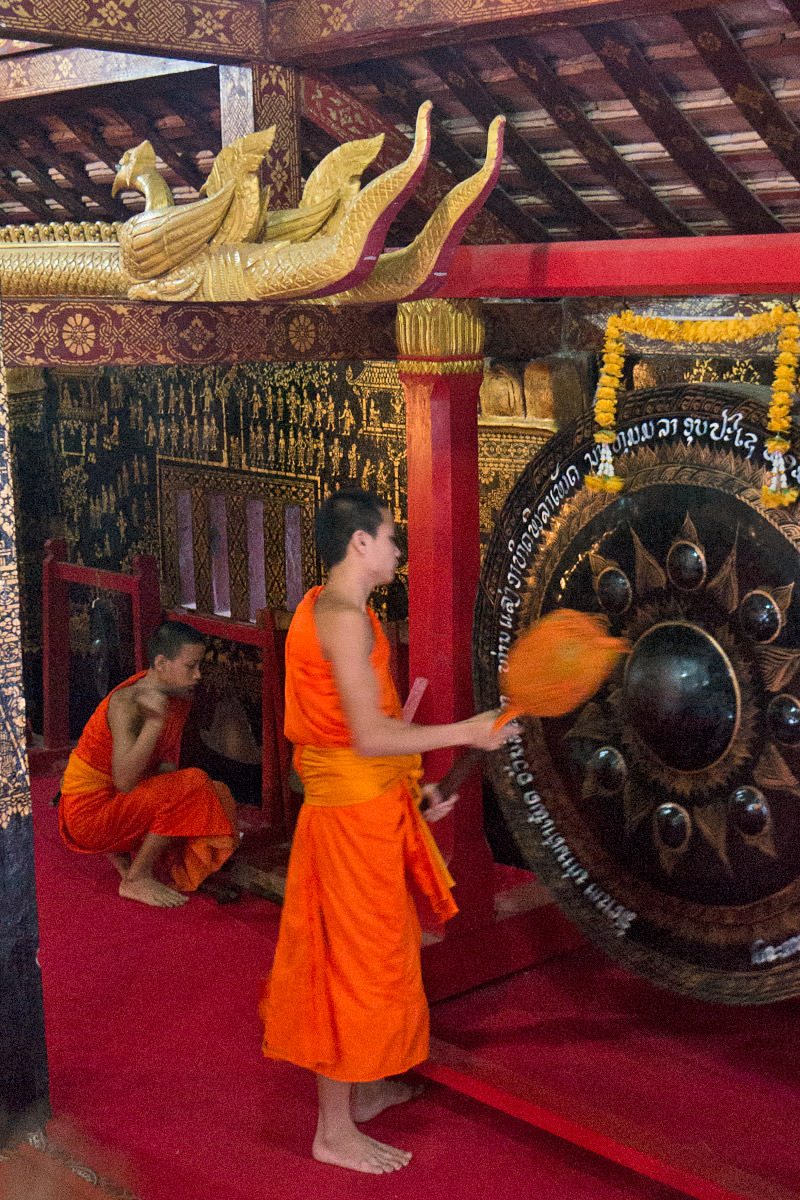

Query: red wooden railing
left=41, top=539, right=162, bottom=754
left=168, top=607, right=293, bottom=837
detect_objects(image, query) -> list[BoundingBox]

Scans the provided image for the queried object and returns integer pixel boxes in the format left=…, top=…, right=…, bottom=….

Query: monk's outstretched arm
left=319, top=607, right=510, bottom=758
left=108, top=688, right=167, bottom=793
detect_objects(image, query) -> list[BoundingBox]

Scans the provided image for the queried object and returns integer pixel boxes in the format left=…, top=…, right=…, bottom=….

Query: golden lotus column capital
left=396, top=298, right=485, bottom=376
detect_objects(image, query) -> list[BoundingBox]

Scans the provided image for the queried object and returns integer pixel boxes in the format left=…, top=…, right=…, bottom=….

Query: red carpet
left=426, top=950, right=800, bottom=1200
left=33, top=774, right=694, bottom=1200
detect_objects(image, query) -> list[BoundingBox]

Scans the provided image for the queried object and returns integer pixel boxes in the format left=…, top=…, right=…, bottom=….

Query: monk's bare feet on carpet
left=106, top=852, right=130, bottom=879
left=118, top=877, right=188, bottom=908
left=312, top=1127, right=411, bottom=1174
left=351, top=1078, right=424, bottom=1123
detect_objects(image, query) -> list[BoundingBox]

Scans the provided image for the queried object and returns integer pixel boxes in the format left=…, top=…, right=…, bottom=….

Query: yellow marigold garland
left=586, top=312, right=625, bottom=492
left=763, top=310, right=800, bottom=506
left=586, top=305, right=799, bottom=506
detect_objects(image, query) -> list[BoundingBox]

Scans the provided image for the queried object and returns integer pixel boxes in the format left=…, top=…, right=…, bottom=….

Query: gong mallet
left=431, top=609, right=629, bottom=805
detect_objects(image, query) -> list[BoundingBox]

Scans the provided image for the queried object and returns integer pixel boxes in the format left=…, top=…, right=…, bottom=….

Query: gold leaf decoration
left=753, top=742, right=799, bottom=790
left=200, top=128, right=276, bottom=199
left=694, top=803, right=731, bottom=872
left=623, top=783, right=651, bottom=837
left=772, top=582, right=795, bottom=618
left=300, top=132, right=385, bottom=218
left=680, top=511, right=700, bottom=544
left=754, top=644, right=800, bottom=692
left=706, top=537, right=738, bottom=613
left=631, top=528, right=666, bottom=594
left=589, top=551, right=619, bottom=578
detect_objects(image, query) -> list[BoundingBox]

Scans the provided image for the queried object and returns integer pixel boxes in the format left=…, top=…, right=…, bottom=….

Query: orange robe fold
left=261, top=586, right=456, bottom=1083
left=59, top=671, right=237, bottom=892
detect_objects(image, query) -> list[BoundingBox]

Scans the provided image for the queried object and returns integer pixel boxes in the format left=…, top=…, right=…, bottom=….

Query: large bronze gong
left=475, top=383, right=800, bottom=1003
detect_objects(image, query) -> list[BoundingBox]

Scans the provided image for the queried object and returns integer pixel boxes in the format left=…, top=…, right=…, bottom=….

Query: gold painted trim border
left=397, top=355, right=484, bottom=377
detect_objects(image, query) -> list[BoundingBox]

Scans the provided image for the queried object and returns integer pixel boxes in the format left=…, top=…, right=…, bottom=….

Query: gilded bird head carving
left=112, top=141, right=158, bottom=196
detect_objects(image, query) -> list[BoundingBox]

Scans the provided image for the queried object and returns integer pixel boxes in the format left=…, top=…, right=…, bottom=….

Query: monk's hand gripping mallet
left=432, top=609, right=629, bottom=805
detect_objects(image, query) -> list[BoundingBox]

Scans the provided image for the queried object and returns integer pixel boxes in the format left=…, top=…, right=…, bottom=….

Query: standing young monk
left=59, top=620, right=237, bottom=908
left=261, top=490, right=517, bottom=1173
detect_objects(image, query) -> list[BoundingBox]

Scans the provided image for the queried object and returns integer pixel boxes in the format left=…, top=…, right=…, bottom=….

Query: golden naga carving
left=0, top=105, right=505, bottom=304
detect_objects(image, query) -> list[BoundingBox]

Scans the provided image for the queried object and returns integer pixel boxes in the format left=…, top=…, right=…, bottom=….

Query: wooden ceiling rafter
left=580, top=20, right=784, bottom=235
left=108, top=103, right=207, bottom=194
left=423, top=44, right=619, bottom=239
left=155, top=107, right=203, bottom=145
left=0, top=170, right=52, bottom=222
left=677, top=7, right=800, bottom=186
left=357, top=58, right=548, bottom=243
left=0, top=63, right=223, bottom=224
left=0, top=129, right=86, bottom=219
left=0, top=3, right=797, bottom=240
left=493, top=35, right=692, bottom=238
left=130, top=106, right=207, bottom=167
left=3, top=119, right=128, bottom=221
left=160, top=88, right=220, bottom=150
left=54, top=113, right=120, bottom=182
left=778, top=0, right=800, bottom=28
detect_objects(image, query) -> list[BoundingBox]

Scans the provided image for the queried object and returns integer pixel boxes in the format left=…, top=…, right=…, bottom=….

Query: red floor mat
left=33, top=774, right=694, bottom=1200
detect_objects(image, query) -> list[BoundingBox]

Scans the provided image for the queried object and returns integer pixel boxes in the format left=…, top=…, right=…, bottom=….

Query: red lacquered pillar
left=397, top=299, right=495, bottom=928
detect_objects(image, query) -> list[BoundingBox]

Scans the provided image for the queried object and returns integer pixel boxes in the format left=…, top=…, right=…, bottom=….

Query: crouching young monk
left=260, top=489, right=517, bottom=1174
left=59, top=620, right=237, bottom=908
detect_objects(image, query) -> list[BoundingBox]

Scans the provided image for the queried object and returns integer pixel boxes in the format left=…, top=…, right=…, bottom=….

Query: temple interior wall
left=8, top=292, right=789, bottom=735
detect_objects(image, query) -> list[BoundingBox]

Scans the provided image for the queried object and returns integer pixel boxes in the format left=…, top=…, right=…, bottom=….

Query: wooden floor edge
left=418, top=1037, right=784, bottom=1200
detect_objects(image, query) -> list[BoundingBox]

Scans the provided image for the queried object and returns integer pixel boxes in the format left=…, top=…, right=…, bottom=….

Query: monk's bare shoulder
left=107, top=685, right=137, bottom=721
left=107, top=681, right=153, bottom=737
left=314, top=591, right=372, bottom=662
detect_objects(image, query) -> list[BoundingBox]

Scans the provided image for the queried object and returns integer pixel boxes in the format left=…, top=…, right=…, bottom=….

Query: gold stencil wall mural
left=13, top=354, right=565, bottom=698
left=15, top=359, right=418, bottom=706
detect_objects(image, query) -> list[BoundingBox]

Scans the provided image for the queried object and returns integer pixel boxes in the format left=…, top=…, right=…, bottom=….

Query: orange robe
left=59, top=672, right=237, bottom=892
left=260, top=586, right=457, bottom=1083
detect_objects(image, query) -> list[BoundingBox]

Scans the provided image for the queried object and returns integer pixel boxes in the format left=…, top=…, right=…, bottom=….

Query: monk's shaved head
left=315, top=488, right=388, bottom=571
left=147, top=619, right=205, bottom=666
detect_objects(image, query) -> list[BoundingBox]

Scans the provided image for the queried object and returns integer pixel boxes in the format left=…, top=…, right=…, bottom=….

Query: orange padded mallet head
left=497, top=608, right=629, bottom=725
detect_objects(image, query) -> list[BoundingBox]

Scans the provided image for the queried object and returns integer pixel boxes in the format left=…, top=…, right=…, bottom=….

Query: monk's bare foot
left=118, top=877, right=188, bottom=908
left=312, top=1128, right=411, bottom=1174
left=351, top=1078, right=424, bottom=1123
left=106, top=852, right=130, bottom=879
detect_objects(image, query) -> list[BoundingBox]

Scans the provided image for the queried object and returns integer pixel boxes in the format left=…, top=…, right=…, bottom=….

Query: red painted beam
left=439, top=234, right=800, bottom=298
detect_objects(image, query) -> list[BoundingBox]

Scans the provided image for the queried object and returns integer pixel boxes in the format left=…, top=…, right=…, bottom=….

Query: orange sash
left=297, top=743, right=454, bottom=895
left=61, top=755, right=113, bottom=796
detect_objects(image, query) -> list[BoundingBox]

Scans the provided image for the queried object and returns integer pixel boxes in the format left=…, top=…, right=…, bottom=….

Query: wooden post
left=397, top=299, right=582, bottom=999
left=398, top=300, right=495, bottom=929
left=131, top=555, right=163, bottom=671
left=256, top=607, right=292, bottom=832
left=253, top=64, right=302, bottom=210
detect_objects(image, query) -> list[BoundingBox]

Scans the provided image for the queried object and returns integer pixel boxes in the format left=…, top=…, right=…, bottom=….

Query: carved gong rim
left=475, top=383, right=800, bottom=1004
